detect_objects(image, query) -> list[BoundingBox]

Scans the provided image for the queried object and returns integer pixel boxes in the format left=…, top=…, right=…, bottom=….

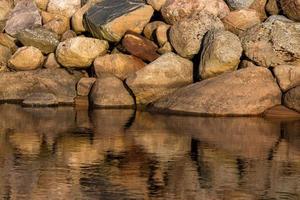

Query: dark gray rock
left=0, top=69, right=83, bottom=104
left=17, top=27, right=60, bottom=54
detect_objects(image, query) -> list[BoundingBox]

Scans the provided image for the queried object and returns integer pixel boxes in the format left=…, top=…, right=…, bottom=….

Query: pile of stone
left=0, top=0, right=299, bottom=116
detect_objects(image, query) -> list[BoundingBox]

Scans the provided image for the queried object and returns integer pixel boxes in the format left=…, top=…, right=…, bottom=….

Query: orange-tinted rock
left=122, top=32, right=159, bottom=62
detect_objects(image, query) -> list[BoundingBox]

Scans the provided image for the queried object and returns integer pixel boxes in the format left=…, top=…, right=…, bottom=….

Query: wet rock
left=0, top=33, right=18, bottom=53
left=122, top=32, right=159, bottom=62
left=47, top=0, right=81, bottom=18
left=241, top=16, right=300, bottom=68
left=17, top=27, right=60, bottom=54
left=22, top=92, right=59, bottom=107
left=94, top=53, right=145, bottom=80
left=147, top=0, right=166, bottom=10
left=153, top=67, right=282, bottom=116
left=4, top=0, right=42, bottom=36
left=161, top=0, right=230, bottom=24
left=77, top=77, right=96, bottom=96
left=225, top=0, right=255, bottom=9
left=61, top=30, right=77, bottom=41
left=8, top=46, right=44, bottom=71
left=280, top=0, right=300, bottom=21
left=266, top=0, right=280, bottom=15
left=84, top=0, right=153, bottom=42
left=274, top=65, right=300, bottom=92
left=0, top=68, right=83, bottom=104
left=41, top=12, right=70, bottom=35
left=222, top=9, right=261, bottom=36
left=44, top=53, right=60, bottom=69
left=90, top=75, right=135, bottom=108
left=126, top=52, right=193, bottom=105
left=56, top=36, right=108, bottom=68
left=169, top=12, right=224, bottom=59
left=199, top=30, right=243, bottom=79
left=284, top=86, right=300, bottom=112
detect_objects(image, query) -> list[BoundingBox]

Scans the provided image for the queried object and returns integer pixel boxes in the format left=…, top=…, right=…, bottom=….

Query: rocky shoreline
left=0, top=0, right=299, bottom=116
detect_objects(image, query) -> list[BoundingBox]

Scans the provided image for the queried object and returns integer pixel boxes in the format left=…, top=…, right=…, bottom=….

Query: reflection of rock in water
left=0, top=105, right=299, bottom=200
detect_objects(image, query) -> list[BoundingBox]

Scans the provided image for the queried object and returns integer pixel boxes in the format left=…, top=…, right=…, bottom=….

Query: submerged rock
left=199, top=30, right=242, bottom=79
left=153, top=67, right=282, bottom=116
left=284, top=86, right=300, bottom=112
left=170, top=12, right=224, bottom=59
left=126, top=52, right=193, bottom=105
left=0, top=69, right=83, bottom=104
left=94, top=53, right=145, bottom=80
left=90, top=75, right=135, bottom=108
left=17, top=27, right=60, bottom=54
left=84, top=0, right=153, bottom=42
left=242, top=16, right=300, bottom=68
left=56, top=36, right=108, bottom=68
left=4, top=0, right=42, bottom=36
left=8, top=46, right=44, bottom=71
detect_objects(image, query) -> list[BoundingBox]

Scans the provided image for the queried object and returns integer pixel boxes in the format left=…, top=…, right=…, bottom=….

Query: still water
left=0, top=104, right=299, bottom=200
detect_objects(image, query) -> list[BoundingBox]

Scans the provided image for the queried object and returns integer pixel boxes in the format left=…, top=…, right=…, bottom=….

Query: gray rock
left=200, top=30, right=242, bottom=79
left=90, top=75, right=135, bottom=108
left=169, top=12, right=224, bottom=59
left=0, top=69, right=83, bottom=104
left=225, top=0, right=255, bottom=9
left=153, top=67, right=282, bottom=116
left=4, top=0, right=42, bottom=36
left=126, top=52, right=193, bottom=105
left=17, top=27, right=60, bottom=54
left=22, top=92, right=59, bottom=107
left=284, top=86, right=300, bottom=112
left=273, top=65, right=300, bottom=92
left=241, top=15, right=300, bottom=67
left=84, top=0, right=153, bottom=42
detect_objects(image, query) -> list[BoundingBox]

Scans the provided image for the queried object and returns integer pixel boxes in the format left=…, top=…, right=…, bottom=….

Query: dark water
left=0, top=104, right=299, bottom=200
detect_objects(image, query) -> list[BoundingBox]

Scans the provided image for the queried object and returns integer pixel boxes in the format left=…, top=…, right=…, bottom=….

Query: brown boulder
left=273, top=65, right=300, bottom=92
left=0, top=33, right=18, bottom=53
left=90, top=75, right=135, bottom=108
left=44, top=53, right=60, bottom=69
left=281, top=0, right=300, bottom=21
left=42, top=11, right=70, bottom=35
left=94, top=53, right=145, bottom=80
left=122, top=32, right=160, bottom=62
left=47, top=0, right=81, bottom=18
left=153, top=67, right=282, bottom=116
left=284, top=86, right=300, bottom=112
left=169, top=12, right=224, bottom=59
left=77, top=77, right=96, bottom=96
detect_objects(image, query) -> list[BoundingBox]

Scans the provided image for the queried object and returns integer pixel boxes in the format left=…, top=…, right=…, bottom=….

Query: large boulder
left=126, top=52, right=193, bottom=105
left=84, top=0, right=153, bottom=42
left=56, top=36, right=108, bottom=68
left=199, top=30, right=242, bottom=79
left=17, top=27, right=60, bottom=54
left=241, top=16, right=300, bottom=68
left=4, top=0, right=42, bottom=36
left=161, top=0, right=230, bottom=25
left=41, top=11, right=70, bottom=35
left=284, top=86, right=300, bottom=112
left=77, top=77, right=96, bottom=96
left=222, top=9, right=261, bottom=36
left=280, top=0, right=300, bottom=21
left=94, top=53, right=145, bottom=80
left=169, top=12, right=224, bottom=59
left=90, top=75, right=135, bottom=108
left=274, top=65, right=300, bottom=92
left=153, top=67, right=282, bottom=116
left=8, top=46, right=44, bottom=71
left=0, top=69, right=83, bottom=104
left=47, top=0, right=81, bottom=18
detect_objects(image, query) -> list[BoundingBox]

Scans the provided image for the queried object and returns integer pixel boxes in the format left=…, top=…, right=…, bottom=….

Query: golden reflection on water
left=0, top=104, right=299, bottom=200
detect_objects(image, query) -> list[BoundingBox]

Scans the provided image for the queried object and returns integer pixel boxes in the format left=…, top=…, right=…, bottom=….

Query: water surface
left=0, top=104, right=299, bottom=200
